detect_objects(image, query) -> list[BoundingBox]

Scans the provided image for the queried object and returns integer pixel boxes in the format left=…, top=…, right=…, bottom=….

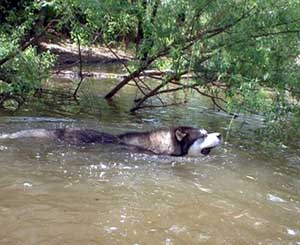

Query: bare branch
left=73, top=36, right=84, bottom=99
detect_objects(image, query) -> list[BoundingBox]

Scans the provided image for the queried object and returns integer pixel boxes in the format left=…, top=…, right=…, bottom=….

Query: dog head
left=173, top=126, right=222, bottom=156
left=187, top=132, right=222, bottom=156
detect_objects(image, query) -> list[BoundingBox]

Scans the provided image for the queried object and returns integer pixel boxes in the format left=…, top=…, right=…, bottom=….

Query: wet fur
left=118, top=127, right=204, bottom=156
left=0, top=126, right=209, bottom=156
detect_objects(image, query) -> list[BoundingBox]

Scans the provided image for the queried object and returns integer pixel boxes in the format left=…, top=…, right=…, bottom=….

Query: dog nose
left=216, top=133, right=222, bottom=140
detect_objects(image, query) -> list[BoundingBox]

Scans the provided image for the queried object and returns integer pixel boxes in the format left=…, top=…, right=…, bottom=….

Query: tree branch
left=130, top=70, right=188, bottom=112
left=104, top=47, right=170, bottom=100
left=73, top=36, right=84, bottom=99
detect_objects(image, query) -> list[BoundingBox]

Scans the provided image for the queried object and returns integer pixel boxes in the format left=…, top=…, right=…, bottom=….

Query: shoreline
left=40, top=41, right=133, bottom=69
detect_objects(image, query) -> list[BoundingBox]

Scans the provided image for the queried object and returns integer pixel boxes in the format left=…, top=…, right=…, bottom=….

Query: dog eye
left=201, top=131, right=208, bottom=138
left=199, top=129, right=208, bottom=137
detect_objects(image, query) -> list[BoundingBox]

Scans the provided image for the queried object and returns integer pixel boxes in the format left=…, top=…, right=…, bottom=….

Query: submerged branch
left=132, top=101, right=186, bottom=111
left=73, top=36, right=84, bottom=99
left=130, top=80, right=168, bottom=112
left=129, top=71, right=229, bottom=112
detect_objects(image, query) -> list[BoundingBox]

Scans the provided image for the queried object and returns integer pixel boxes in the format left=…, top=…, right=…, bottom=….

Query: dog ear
left=175, top=128, right=187, bottom=141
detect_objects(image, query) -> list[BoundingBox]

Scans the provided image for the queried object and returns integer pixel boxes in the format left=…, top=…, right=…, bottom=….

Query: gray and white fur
left=0, top=126, right=222, bottom=156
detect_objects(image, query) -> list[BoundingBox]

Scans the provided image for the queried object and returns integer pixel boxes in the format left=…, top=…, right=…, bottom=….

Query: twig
left=73, top=36, right=84, bottom=99
left=132, top=101, right=186, bottom=111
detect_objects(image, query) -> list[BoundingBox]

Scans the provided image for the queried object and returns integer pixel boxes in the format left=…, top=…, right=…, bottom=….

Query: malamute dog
left=0, top=126, right=222, bottom=156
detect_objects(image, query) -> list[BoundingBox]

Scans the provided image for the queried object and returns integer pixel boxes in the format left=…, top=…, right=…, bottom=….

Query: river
left=0, top=64, right=299, bottom=245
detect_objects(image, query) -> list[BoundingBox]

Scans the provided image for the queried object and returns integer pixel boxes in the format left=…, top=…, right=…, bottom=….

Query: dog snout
left=216, top=133, right=222, bottom=140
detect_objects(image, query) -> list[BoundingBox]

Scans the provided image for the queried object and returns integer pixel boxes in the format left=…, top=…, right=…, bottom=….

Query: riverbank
left=40, top=41, right=133, bottom=69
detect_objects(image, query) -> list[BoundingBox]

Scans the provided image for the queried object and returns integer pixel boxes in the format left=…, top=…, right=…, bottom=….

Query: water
left=0, top=69, right=300, bottom=244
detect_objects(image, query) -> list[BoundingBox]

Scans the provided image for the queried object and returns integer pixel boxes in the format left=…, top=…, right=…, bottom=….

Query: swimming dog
left=0, top=126, right=222, bottom=156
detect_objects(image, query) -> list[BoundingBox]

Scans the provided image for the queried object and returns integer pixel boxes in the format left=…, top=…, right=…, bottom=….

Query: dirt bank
left=40, top=41, right=133, bottom=69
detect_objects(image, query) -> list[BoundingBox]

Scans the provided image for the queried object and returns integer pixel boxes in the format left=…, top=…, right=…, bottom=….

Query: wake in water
left=0, top=129, right=52, bottom=139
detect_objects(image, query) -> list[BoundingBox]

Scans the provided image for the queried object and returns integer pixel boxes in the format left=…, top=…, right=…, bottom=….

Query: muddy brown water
left=0, top=70, right=300, bottom=245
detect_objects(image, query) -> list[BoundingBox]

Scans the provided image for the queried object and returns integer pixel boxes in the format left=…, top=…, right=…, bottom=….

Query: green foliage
left=77, top=0, right=299, bottom=122
left=0, top=1, right=57, bottom=107
left=0, top=35, right=55, bottom=96
left=1, top=0, right=300, bottom=125
left=8, top=48, right=55, bottom=94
